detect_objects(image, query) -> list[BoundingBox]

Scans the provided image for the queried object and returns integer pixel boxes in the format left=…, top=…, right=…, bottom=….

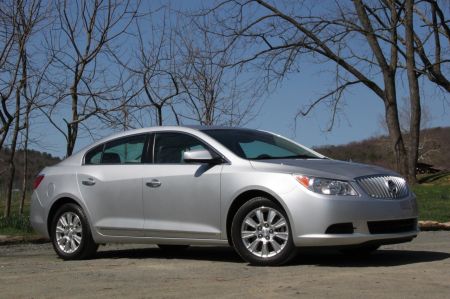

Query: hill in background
left=315, top=127, right=450, bottom=172
left=0, top=149, right=60, bottom=193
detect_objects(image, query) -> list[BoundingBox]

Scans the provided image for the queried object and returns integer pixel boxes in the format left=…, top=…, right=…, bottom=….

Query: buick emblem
left=386, top=180, right=398, bottom=197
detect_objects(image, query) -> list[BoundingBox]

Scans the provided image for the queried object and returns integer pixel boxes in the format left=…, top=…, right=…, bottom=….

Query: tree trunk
left=383, top=73, right=409, bottom=179
left=67, top=88, right=78, bottom=157
left=19, top=103, right=31, bottom=214
left=67, top=123, right=77, bottom=157
left=4, top=88, right=21, bottom=217
left=353, top=0, right=410, bottom=179
left=0, top=120, right=12, bottom=151
left=157, top=105, right=163, bottom=126
left=405, top=0, right=421, bottom=184
left=4, top=36, right=27, bottom=217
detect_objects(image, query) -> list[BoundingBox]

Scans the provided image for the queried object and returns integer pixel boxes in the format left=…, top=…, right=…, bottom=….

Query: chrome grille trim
left=356, top=175, right=409, bottom=199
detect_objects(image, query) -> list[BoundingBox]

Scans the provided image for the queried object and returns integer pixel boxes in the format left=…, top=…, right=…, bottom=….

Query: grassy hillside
left=0, top=150, right=60, bottom=234
left=315, top=127, right=450, bottom=171
left=0, top=149, right=61, bottom=195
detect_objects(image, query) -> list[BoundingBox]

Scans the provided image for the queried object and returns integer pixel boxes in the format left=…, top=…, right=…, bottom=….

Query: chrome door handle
left=146, top=179, right=161, bottom=188
left=82, top=179, right=96, bottom=186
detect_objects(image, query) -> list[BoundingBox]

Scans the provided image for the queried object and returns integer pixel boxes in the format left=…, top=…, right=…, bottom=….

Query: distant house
left=416, top=162, right=440, bottom=174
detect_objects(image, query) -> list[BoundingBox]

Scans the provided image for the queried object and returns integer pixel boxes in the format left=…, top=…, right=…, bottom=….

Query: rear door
left=77, top=134, right=149, bottom=237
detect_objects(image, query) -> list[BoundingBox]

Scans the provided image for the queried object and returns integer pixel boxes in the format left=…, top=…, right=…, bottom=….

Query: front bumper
left=282, top=188, right=419, bottom=247
left=295, top=229, right=418, bottom=247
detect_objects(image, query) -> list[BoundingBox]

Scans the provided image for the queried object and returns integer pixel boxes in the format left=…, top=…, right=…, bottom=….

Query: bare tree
left=94, top=68, right=143, bottom=131
left=107, top=8, right=183, bottom=128
left=202, top=0, right=449, bottom=182
left=43, top=0, right=140, bottom=157
left=18, top=55, right=53, bottom=214
left=137, top=17, right=181, bottom=126
left=404, top=0, right=421, bottom=184
left=176, top=16, right=260, bottom=126
left=19, top=100, right=31, bottom=214
left=412, top=0, right=450, bottom=92
left=113, top=6, right=262, bottom=128
left=2, top=0, right=45, bottom=217
left=0, top=0, right=20, bottom=151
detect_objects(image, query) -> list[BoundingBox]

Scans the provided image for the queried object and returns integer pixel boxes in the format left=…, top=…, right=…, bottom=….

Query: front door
left=142, top=132, right=222, bottom=239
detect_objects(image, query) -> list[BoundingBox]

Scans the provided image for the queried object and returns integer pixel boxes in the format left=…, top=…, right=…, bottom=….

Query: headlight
left=294, top=175, right=358, bottom=196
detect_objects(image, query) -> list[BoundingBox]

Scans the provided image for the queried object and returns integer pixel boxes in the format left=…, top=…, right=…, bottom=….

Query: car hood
left=249, top=158, right=399, bottom=181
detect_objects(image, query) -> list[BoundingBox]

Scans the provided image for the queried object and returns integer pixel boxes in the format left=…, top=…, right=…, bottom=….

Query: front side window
left=202, top=129, right=321, bottom=160
left=102, top=134, right=147, bottom=164
left=154, top=132, right=209, bottom=164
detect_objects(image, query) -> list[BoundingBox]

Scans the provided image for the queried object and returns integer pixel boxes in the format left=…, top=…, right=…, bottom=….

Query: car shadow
left=94, top=246, right=450, bottom=267
left=288, top=248, right=450, bottom=267
left=95, top=246, right=244, bottom=263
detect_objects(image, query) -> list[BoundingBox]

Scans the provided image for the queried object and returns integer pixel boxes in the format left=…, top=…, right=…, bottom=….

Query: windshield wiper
left=251, top=154, right=322, bottom=160
left=274, top=154, right=320, bottom=159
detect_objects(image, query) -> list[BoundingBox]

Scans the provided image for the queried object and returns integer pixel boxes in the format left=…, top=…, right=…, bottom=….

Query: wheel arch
left=47, top=196, right=82, bottom=236
left=225, top=189, right=288, bottom=247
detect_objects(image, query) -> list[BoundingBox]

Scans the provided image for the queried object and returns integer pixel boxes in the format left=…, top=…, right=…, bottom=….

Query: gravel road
left=1, top=231, right=449, bottom=298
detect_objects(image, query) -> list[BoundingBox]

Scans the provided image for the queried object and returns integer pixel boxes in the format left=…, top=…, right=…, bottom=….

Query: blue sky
left=35, top=66, right=449, bottom=158
left=246, top=70, right=450, bottom=149
left=28, top=0, right=450, bottom=158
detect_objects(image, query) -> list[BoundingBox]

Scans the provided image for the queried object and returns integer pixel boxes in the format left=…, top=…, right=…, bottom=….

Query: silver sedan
left=30, top=126, right=419, bottom=265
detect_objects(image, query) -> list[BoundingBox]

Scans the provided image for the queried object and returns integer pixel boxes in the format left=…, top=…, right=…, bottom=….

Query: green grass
left=0, top=214, right=34, bottom=235
left=413, top=184, right=450, bottom=223
left=0, top=191, right=34, bottom=236
left=1, top=173, right=449, bottom=236
left=414, top=172, right=450, bottom=223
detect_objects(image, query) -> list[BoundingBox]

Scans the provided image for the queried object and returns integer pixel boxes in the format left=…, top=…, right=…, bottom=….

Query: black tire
left=157, top=244, right=190, bottom=253
left=50, top=203, right=98, bottom=260
left=231, top=197, right=296, bottom=266
left=340, top=245, right=380, bottom=256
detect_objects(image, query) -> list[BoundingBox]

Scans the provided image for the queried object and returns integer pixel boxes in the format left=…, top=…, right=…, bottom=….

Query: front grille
left=368, top=218, right=417, bottom=234
left=356, top=175, right=409, bottom=199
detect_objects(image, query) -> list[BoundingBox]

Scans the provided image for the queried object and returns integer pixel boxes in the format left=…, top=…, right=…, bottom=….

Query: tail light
left=33, top=175, right=45, bottom=190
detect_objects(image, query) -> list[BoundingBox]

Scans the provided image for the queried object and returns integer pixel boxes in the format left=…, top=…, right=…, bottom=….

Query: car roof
left=184, top=125, right=254, bottom=131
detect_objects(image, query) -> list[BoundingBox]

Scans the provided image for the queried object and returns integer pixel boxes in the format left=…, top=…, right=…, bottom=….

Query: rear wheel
left=50, top=203, right=98, bottom=260
left=231, top=197, right=296, bottom=266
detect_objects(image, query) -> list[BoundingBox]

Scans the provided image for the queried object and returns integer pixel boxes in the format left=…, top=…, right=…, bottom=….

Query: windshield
left=202, top=129, right=322, bottom=160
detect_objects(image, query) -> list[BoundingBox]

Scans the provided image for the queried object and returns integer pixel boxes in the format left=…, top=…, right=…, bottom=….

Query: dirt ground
left=1, top=231, right=450, bottom=298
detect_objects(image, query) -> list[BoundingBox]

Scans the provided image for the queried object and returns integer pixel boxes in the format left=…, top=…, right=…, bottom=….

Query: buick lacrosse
left=30, top=126, right=418, bottom=265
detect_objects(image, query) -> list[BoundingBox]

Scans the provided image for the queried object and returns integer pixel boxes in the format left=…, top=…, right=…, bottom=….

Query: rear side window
left=85, top=145, right=104, bottom=165
left=102, top=134, right=147, bottom=164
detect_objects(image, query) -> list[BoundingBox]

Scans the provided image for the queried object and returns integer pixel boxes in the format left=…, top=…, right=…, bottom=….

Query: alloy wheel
left=55, top=212, right=83, bottom=254
left=240, top=206, right=289, bottom=258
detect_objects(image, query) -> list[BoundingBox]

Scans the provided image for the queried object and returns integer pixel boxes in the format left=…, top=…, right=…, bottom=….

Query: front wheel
left=50, top=203, right=98, bottom=260
left=231, top=197, right=296, bottom=266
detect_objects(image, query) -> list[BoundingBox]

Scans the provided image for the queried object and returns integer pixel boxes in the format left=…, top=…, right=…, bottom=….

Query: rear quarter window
left=84, top=144, right=104, bottom=165
left=102, top=134, right=147, bottom=164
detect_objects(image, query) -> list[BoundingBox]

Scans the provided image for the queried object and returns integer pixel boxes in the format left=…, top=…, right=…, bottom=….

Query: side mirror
left=183, top=150, right=222, bottom=164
